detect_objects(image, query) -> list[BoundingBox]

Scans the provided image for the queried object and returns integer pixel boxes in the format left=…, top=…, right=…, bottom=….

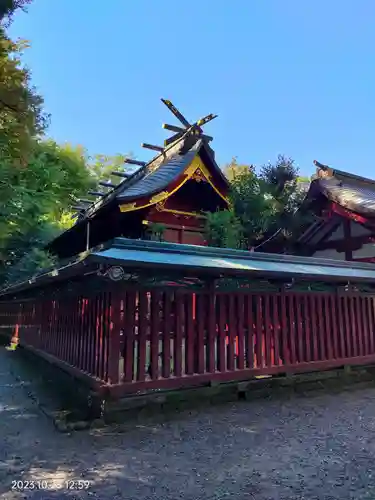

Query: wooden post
left=108, top=293, right=121, bottom=384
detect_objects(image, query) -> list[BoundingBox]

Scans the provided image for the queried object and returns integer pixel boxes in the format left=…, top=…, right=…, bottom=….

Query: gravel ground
left=2, top=347, right=375, bottom=499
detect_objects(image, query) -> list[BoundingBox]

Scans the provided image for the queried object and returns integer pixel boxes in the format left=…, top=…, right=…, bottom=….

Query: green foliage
left=0, top=0, right=31, bottom=25
left=89, top=153, right=132, bottom=185
left=149, top=223, right=166, bottom=242
left=0, top=31, right=48, bottom=162
left=0, top=140, right=95, bottom=284
left=206, top=155, right=311, bottom=251
left=205, top=210, right=245, bottom=249
left=0, top=1, right=135, bottom=287
left=5, top=246, right=56, bottom=285
left=222, top=157, right=254, bottom=182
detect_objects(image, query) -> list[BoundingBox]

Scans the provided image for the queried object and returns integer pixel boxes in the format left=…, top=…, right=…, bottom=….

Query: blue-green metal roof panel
left=91, top=242, right=375, bottom=282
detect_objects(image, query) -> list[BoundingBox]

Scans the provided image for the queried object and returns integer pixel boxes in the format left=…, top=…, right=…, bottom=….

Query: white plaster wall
left=326, top=224, right=344, bottom=241
left=350, top=221, right=372, bottom=237
left=313, top=248, right=345, bottom=260
left=352, top=243, right=375, bottom=259
left=326, top=221, right=371, bottom=242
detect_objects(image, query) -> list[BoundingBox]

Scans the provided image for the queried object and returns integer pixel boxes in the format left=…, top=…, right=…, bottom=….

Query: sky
left=9, top=0, right=375, bottom=177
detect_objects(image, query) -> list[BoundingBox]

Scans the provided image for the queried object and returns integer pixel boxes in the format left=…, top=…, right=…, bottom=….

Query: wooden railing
left=1, top=284, right=375, bottom=398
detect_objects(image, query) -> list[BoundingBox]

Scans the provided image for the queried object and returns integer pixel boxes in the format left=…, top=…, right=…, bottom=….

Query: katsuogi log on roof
left=47, top=99, right=230, bottom=260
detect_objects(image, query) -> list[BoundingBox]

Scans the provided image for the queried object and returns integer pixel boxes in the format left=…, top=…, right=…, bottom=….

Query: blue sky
left=9, top=0, right=375, bottom=177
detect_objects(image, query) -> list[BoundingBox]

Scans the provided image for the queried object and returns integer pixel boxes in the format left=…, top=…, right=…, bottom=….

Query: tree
left=222, top=157, right=254, bottom=182
left=0, top=0, right=31, bottom=22
left=205, top=210, right=245, bottom=249
left=0, top=1, right=47, bottom=162
left=89, top=153, right=133, bottom=186
left=258, top=155, right=306, bottom=241
left=0, top=140, right=95, bottom=284
left=205, top=155, right=310, bottom=251
left=0, top=1, right=135, bottom=285
left=0, top=0, right=52, bottom=284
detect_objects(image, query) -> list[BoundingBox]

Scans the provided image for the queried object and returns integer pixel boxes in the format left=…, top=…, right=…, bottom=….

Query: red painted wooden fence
left=1, top=288, right=375, bottom=398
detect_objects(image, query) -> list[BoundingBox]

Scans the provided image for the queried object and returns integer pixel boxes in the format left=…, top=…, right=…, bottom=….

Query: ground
left=2, top=347, right=375, bottom=500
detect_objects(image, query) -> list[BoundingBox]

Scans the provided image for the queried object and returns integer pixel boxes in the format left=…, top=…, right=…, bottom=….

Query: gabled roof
left=117, top=142, right=200, bottom=202
left=80, top=133, right=228, bottom=221
left=305, top=160, right=375, bottom=217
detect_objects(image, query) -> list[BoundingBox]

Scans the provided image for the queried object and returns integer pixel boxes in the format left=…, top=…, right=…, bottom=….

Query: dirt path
left=2, top=347, right=375, bottom=499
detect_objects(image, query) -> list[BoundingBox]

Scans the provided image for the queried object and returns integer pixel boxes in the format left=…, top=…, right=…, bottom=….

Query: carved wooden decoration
left=191, top=168, right=206, bottom=183
left=150, top=191, right=169, bottom=204
left=119, top=202, right=137, bottom=213
left=155, top=201, right=166, bottom=212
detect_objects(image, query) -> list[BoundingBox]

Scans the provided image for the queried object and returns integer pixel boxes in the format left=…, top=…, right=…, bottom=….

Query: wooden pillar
left=343, top=219, right=352, bottom=261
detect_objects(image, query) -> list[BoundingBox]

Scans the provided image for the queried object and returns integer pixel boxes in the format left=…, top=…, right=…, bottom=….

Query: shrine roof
left=305, top=161, right=375, bottom=217
left=5, top=238, right=375, bottom=297
left=81, top=134, right=227, bottom=220
left=117, top=139, right=202, bottom=201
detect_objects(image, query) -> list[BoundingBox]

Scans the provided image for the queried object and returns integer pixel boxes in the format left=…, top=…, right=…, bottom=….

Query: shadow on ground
left=2, top=345, right=375, bottom=499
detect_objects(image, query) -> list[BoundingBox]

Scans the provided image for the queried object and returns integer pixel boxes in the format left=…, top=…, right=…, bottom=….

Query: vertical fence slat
left=355, top=296, right=364, bottom=357
left=136, top=291, right=148, bottom=382
left=162, top=291, right=172, bottom=378
left=361, top=296, right=370, bottom=356
left=95, top=294, right=105, bottom=378
left=185, top=294, right=195, bottom=375
left=80, top=299, right=88, bottom=372
left=103, top=293, right=110, bottom=381
left=108, top=294, right=121, bottom=384
left=93, top=295, right=101, bottom=379
left=236, top=293, right=245, bottom=370
left=246, top=295, right=254, bottom=369
left=367, top=296, right=375, bottom=354
left=324, top=295, right=334, bottom=360
left=330, top=295, right=339, bottom=359
left=87, top=297, right=95, bottom=373
left=303, top=295, right=311, bottom=363
left=207, top=290, right=216, bottom=374
left=174, top=292, right=183, bottom=377
left=196, top=294, right=206, bottom=374
left=52, top=300, right=59, bottom=358
left=272, top=295, right=280, bottom=366
left=349, top=296, right=358, bottom=357
left=295, top=294, right=304, bottom=363
left=255, top=295, right=263, bottom=368
left=150, top=291, right=160, bottom=379
left=288, top=294, right=297, bottom=364
left=228, top=295, right=236, bottom=371
left=264, top=295, right=272, bottom=367
left=309, top=295, right=319, bottom=361
left=280, top=292, right=289, bottom=365
left=337, top=295, right=346, bottom=358
left=316, top=295, right=326, bottom=361
left=342, top=296, right=351, bottom=356
left=217, top=294, right=227, bottom=372
left=86, top=297, right=94, bottom=374
left=97, top=295, right=105, bottom=380
left=123, top=291, right=136, bottom=382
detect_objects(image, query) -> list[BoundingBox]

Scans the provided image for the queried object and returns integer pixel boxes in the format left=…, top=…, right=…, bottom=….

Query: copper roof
left=306, top=162, right=375, bottom=217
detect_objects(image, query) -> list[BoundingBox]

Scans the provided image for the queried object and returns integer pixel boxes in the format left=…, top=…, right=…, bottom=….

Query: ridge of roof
left=82, top=133, right=193, bottom=220
left=314, top=160, right=375, bottom=187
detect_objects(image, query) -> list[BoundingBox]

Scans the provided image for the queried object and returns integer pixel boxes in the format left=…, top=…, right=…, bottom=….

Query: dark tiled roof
left=82, top=136, right=225, bottom=220
left=117, top=140, right=201, bottom=202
